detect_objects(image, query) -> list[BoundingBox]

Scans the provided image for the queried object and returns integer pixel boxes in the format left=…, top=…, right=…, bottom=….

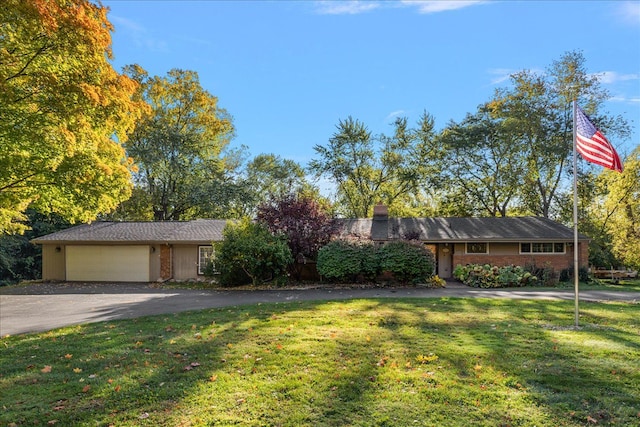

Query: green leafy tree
left=309, top=113, right=442, bottom=218
left=0, top=0, right=146, bottom=233
left=599, top=147, right=640, bottom=269
left=124, top=67, right=236, bottom=220
left=227, top=154, right=316, bottom=217
left=214, top=219, right=292, bottom=287
left=488, top=50, right=630, bottom=218
left=440, top=105, right=527, bottom=217
left=247, top=154, right=309, bottom=200
left=0, top=210, right=70, bottom=285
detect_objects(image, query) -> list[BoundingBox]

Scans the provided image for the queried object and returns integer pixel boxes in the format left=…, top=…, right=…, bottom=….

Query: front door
left=437, top=244, right=453, bottom=278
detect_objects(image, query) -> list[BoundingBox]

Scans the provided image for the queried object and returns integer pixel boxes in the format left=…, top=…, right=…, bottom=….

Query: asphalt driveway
left=1, top=282, right=639, bottom=336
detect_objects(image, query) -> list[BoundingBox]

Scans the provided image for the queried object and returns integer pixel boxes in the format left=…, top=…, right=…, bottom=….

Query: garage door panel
left=66, top=246, right=149, bottom=282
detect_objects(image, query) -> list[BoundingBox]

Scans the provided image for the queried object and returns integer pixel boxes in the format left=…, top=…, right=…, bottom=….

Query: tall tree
left=487, top=50, right=630, bottom=218
left=124, top=68, right=236, bottom=220
left=247, top=154, right=309, bottom=198
left=599, top=147, right=640, bottom=269
left=0, top=0, right=146, bottom=233
left=309, top=113, right=440, bottom=218
left=225, top=153, right=316, bottom=217
left=440, top=105, right=527, bottom=217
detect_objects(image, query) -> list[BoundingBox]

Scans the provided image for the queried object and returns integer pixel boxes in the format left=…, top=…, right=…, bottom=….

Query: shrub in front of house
left=377, top=241, right=435, bottom=284
left=317, top=240, right=378, bottom=283
left=453, top=264, right=539, bottom=288
left=318, top=239, right=436, bottom=285
left=214, top=219, right=292, bottom=287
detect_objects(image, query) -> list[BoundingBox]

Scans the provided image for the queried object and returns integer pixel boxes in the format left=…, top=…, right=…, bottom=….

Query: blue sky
left=103, top=0, right=640, bottom=167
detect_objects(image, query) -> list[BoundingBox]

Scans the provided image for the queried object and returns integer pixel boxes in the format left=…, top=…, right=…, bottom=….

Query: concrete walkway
left=1, top=282, right=639, bottom=336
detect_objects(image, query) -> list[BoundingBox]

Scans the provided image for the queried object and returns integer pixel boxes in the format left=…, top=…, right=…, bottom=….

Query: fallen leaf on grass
left=139, top=412, right=149, bottom=419
left=41, top=365, right=52, bottom=373
left=183, top=362, right=201, bottom=371
left=64, top=354, right=73, bottom=359
left=82, top=385, right=91, bottom=393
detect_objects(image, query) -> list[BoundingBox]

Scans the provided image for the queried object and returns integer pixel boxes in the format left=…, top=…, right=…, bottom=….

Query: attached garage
left=66, top=245, right=150, bottom=282
left=32, top=220, right=227, bottom=283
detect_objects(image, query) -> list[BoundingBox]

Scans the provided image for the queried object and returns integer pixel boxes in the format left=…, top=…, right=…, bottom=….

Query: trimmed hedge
left=317, top=240, right=435, bottom=285
left=316, top=240, right=378, bottom=283
left=377, top=241, right=435, bottom=284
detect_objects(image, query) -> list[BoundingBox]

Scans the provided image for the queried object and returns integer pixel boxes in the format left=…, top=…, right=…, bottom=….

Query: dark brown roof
left=31, top=219, right=227, bottom=244
left=339, top=216, right=588, bottom=242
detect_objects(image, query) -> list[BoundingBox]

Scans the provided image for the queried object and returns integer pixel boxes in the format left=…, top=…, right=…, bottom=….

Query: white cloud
left=596, top=71, right=640, bottom=85
left=314, top=0, right=488, bottom=15
left=487, top=68, right=515, bottom=85
left=385, top=110, right=406, bottom=121
left=109, top=14, right=168, bottom=52
left=609, top=95, right=640, bottom=104
left=110, top=15, right=145, bottom=33
left=314, top=1, right=380, bottom=15
left=615, top=1, right=640, bottom=26
left=401, top=0, right=489, bottom=14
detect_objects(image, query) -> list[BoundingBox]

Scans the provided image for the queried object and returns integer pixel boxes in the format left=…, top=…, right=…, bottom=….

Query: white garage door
left=66, top=245, right=150, bottom=282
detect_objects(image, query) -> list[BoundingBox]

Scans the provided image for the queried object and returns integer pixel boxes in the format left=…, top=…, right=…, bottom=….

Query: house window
left=198, top=246, right=214, bottom=275
left=466, top=242, right=488, bottom=254
left=520, top=242, right=565, bottom=254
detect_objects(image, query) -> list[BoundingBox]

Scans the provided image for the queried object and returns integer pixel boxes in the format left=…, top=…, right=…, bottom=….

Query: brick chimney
left=371, top=204, right=389, bottom=241
left=373, top=203, right=388, bottom=220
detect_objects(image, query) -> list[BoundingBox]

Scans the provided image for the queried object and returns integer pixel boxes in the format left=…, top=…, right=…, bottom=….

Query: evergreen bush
left=377, top=241, right=435, bottom=284
left=317, top=240, right=367, bottom=283
left=214, top=219, right=292, bottom=287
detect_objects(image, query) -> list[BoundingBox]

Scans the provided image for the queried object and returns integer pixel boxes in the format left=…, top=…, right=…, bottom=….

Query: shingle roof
left=339, top=216, right=588, bottom=242
left=33, top=216, right=587, bottom=245
left=31, top=219, right=228, bottom=244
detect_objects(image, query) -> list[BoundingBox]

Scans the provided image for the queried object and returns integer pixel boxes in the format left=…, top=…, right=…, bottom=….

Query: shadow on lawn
left=2, top=290, right=639, bottom=426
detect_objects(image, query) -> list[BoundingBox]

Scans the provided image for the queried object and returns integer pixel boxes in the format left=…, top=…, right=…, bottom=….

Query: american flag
left=575, top=105, right=623, bottom=172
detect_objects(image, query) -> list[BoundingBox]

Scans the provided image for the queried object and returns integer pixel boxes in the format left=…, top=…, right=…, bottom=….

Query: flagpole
left=572, top=100, right=580, bottom=327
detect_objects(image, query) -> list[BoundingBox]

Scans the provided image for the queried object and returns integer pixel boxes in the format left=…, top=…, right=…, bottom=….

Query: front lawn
left=1, top=297, right=639, bottom=426
left=557, top=277, right=640, bottom=292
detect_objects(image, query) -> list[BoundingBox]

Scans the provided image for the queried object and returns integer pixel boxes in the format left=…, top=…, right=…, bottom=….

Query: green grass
left=1, top=297, right=639, bottom=426
left=576, top=277, right=640, bottom=292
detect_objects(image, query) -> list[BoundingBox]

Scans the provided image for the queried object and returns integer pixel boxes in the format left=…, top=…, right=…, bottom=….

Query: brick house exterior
left=33, top=207, right=589, bottom=282
left=339, top=205, right=589, bottom=279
